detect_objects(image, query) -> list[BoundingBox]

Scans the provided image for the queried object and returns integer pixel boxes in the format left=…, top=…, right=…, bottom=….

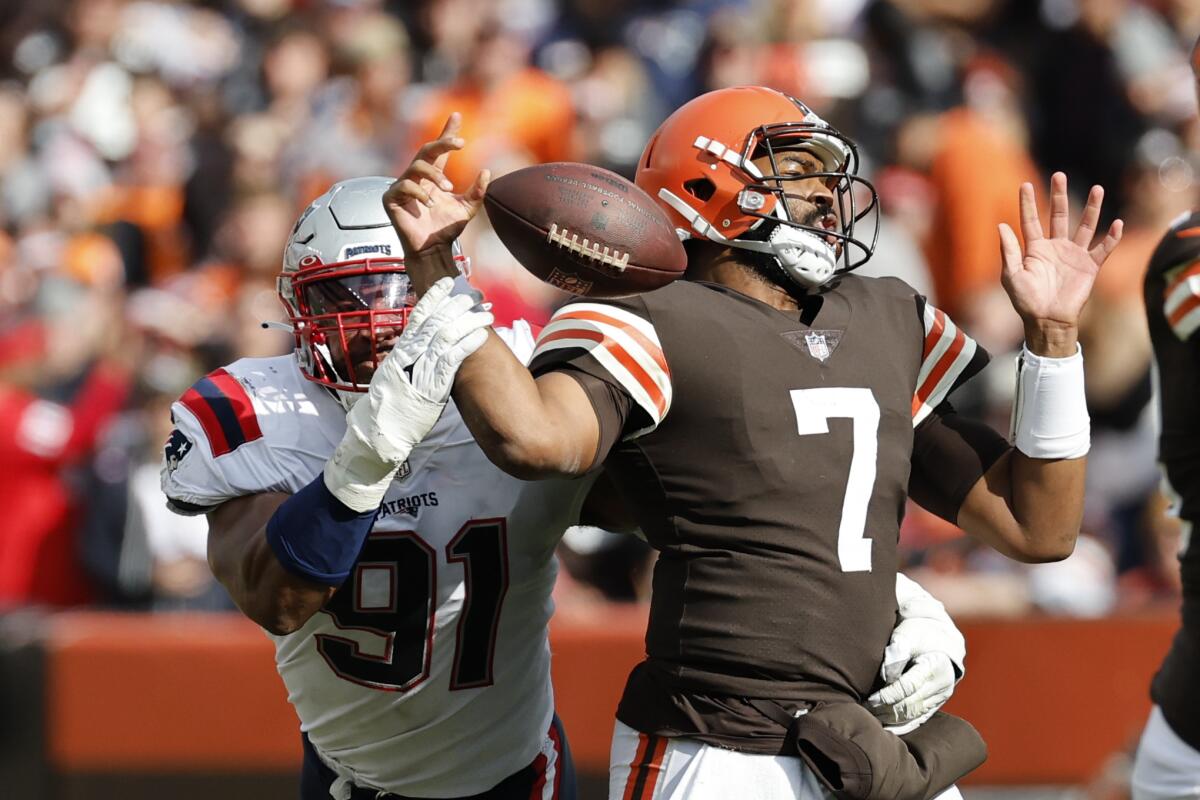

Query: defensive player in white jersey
left=162, top=177, right=970, bottom=800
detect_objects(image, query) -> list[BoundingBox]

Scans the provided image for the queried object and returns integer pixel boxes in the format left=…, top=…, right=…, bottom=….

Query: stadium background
left=0, top=0, right=1195, bottom=796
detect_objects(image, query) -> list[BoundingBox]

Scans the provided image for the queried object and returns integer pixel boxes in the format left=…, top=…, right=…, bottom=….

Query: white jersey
left=161, top=326, right=594, bottom=797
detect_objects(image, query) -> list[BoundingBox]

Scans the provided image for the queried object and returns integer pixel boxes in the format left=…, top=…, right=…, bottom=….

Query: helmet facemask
left=735, top=121, right=879, bottom=289
left=274, top=176, right=472, bottom=411
left=284, top=257, right=414, bottom=395
left=646, top=92, right=881, bottom=291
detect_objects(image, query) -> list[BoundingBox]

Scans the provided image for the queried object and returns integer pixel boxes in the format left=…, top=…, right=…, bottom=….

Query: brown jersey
left=530, top=276, right=1007, bottom=753
left=1144, top=211, right=1200, bottom=749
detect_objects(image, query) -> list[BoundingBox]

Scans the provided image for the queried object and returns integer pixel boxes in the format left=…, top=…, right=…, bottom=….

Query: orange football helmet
left=636, top=86, right=878, bottom=288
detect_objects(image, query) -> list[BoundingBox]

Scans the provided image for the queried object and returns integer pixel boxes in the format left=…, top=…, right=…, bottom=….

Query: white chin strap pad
left=766, top=224, right=837, bottom=288
left=657, top=187, right=837, bottom=289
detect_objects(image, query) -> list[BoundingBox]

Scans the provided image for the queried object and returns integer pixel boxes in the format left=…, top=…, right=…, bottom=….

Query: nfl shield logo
left=780, top=328, right=843, bottom=361
left=805, top=332, right=831, bottom=362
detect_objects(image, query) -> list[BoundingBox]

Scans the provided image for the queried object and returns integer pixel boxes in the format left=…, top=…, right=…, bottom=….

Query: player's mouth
left=343, top=330, right=400, bottom=383
left=355, top=342, right=395, bottom=372
left=816, top=213, right=839, bottom=246
left=795, top=204, right=838, bottom=236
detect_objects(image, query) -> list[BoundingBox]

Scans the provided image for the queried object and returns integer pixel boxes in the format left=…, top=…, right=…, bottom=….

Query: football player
left=1129, top=37, right=1200, bottom=800
left=161, top=176, right=586, bottom=799
left=1130, top=211, right=1200, bottom=799
left=384, top=88, right=1122, bottom=800
left=161, top=176, right=967, bottom=800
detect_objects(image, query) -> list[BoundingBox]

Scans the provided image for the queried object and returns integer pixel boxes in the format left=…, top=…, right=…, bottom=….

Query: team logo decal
left=339, top=242, right=393, bottom=260
left=781, top=329, right=843, bottom=362
left=377, top=491, right=439, bottom=519
left=164, top=429, right=194, bottom=474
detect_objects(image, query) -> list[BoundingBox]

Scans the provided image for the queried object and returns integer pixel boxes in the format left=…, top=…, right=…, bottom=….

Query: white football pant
left=1133, top=705, right=1200, bottom=800
left=608, top=719, right=964, bottom=800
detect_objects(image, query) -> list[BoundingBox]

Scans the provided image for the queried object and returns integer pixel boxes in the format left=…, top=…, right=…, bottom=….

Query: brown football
left=483, top=162, right=687, bottom=298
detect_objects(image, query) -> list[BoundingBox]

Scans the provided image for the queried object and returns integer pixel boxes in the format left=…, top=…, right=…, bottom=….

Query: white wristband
left=1009, top=343, right=1090, bottom=460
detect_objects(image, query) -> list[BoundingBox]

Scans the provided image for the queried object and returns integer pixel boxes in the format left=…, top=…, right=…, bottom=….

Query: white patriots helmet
left=276, top=176, right=468, bottom=406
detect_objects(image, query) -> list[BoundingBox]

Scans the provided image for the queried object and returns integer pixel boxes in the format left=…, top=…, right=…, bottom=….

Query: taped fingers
left=869, top=652, right=955, bottom=724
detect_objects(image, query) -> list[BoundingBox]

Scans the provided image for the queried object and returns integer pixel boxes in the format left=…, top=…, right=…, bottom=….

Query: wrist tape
left=1009, top=343, right=1090, bottom=460
left=266, top=474, right=378, bottom=586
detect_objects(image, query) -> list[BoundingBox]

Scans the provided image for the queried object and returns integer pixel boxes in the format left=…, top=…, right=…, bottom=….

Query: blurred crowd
left=0, top=0, right=1196, bottom=617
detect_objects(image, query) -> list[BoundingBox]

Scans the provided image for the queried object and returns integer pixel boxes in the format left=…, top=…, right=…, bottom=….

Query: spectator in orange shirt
left=413, top=21, right=576, bottom=189
left=913, top=58, right=1044, bottom=351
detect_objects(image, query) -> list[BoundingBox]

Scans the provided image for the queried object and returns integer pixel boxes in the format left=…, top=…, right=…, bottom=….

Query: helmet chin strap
left=658, top=188, right=837, bottom=289
left=763, top=223, right=837, bottom=289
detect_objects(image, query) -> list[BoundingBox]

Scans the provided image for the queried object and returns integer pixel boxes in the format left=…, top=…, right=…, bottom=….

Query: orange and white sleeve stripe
left=1164, top=261, right=1200, bottom=341
left=532, top=303, right=673, bottom=435
left=911, top=304, right=980, bottom=426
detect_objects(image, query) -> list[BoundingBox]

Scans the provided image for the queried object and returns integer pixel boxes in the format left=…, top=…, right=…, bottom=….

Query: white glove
left=868, top=644, right=956, bottom=734
left=866, top=574, right=965, bottom=734
left=324, top=277, right=492, bottom=511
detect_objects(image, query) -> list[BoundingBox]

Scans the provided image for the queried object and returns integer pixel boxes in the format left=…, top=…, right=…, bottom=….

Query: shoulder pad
left=176, top=367, right=263, bottom=458
left=851, top=273, right=920, bottom=299
left=161, top=356, right=336, bottom=512
left=1150, top=210, right=1200, bottom=278
left=912, top=303, right=989, bottom=426
left=530, top=296, right=669, bottom=436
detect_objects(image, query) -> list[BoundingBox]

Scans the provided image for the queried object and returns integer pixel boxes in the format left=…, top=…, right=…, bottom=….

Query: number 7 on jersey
left=790, top=388, right=879, bottom=572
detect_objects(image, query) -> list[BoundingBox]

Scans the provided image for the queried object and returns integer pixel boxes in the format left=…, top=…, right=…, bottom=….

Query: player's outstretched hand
left=998, top=172, right=1123, bottom=356
left=326, top=278, right=492, bottom=512
left=383, top=113, right=490, bottom=255
left=398, top=277, right=493, bottom=404
left=363, top=277, right=492, bottom=450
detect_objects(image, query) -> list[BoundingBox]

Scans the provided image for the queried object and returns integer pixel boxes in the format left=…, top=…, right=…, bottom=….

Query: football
left=483, top=162, right=687, bottom=297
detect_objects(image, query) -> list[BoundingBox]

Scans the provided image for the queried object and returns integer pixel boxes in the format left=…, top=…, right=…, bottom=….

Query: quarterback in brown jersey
left=384, top=87, right=1122, bottom=800
left=1131, top=214, right=1200, bottom=798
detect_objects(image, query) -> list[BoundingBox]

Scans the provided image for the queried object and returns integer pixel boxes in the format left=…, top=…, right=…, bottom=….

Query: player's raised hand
left=383, top=113, right=491, bottom=254
left=998, top=172, right=1123, bottom=356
